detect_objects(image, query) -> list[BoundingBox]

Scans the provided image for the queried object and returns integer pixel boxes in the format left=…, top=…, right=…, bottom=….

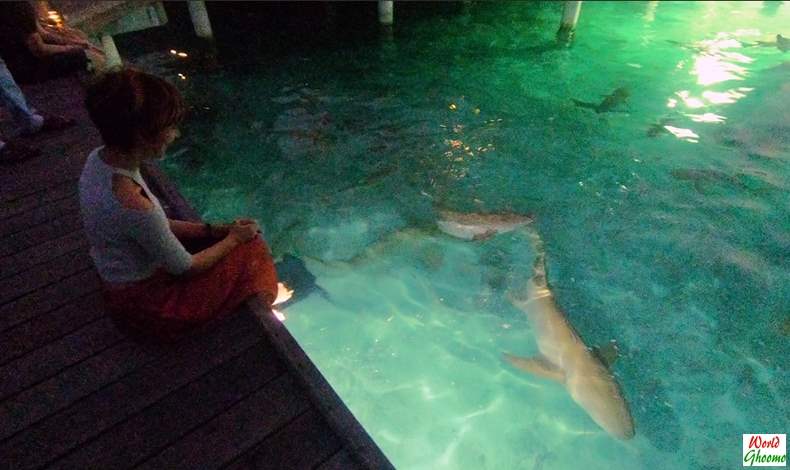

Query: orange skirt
left=103, top=237, right=278, bottom=342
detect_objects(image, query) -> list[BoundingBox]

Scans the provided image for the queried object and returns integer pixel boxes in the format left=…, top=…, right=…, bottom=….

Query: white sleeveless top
left=78, top=147, right=192, bottom=283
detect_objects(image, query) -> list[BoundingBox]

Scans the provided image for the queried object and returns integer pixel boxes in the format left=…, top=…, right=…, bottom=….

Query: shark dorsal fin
left=591, top=340, right=620, bottom=368
left=503, top=353, right=565, bottom=383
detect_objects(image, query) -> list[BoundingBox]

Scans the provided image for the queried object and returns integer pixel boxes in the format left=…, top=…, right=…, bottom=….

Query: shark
left=436, top=209, right=534, bottom=241
left=504, top=230, right=635, bottom=440
left=572, top=87, right=630, bottom=113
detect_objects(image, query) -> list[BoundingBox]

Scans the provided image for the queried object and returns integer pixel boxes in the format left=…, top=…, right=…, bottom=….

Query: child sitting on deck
left=79, top=68, right=291, bottom=341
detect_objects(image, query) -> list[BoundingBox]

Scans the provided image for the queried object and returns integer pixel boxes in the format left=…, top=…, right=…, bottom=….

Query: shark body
left=505, top=231, right=635, bottom=440
left=436, top=210, right=534, bottom=241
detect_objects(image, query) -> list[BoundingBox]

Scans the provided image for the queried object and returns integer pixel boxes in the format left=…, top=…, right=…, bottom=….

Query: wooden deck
left=0, top=77, right=392, bottom=470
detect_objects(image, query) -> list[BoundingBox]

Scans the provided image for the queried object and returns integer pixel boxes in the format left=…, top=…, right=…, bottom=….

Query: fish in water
left=752, top=34, right=789, bottom=52
left=504, top=230, right=635, bottom=440
left=436, top=209, right=534, bottom=241
left=572, top=87, right=630, bottom=113
left=646, top=117, right=678, bottom=138
left=670, top=168, right=745, bottom=194
left=274, top=254, right=330, bottom=308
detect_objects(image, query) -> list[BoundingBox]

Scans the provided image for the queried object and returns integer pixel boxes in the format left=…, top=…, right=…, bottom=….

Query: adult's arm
left=168, top=219, right=212, bottom=239
left=188, top=236, right=241, bottom=275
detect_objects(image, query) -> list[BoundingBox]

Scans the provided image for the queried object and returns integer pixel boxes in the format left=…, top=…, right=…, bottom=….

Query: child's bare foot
left=273, top=282, right=294, bottom=306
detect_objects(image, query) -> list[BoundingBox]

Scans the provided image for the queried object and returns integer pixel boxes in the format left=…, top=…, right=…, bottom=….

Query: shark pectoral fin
left=592, top=340, right=620, bottom=368
left=503, top=353, right=565, bottom=383
left=472, top=229, right=497, bottom=241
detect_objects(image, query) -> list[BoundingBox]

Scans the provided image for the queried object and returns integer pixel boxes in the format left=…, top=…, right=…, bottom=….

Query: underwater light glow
left=664, top=126, right=700, bottom=142
left=686, top=113, right=727, bottom=123
left=675, top=91, right=705, bottom=109
left=693, top=55, right=746, bottom=86
left=702, top=89, right=747, bottom=104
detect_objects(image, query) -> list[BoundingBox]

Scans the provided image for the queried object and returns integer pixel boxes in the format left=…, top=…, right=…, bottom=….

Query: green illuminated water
left=156, top=2, right=788, bottom=468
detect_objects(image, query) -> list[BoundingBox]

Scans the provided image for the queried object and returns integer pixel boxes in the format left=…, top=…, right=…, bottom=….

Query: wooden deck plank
left=0, top=268, right=100, bottom=332
left=0, top=176, right=79, bottom=205
left=50, top=341, right=283, bottom=470
left=0, top=316, right=123, bottom=403
left=318, top=449, right=362, bottom=470
left=137, top=374, right=312, bottom=470
left=0, top=249, right=93, bottom=304
left=0, top=214, right=83, bottom=258
left=226, top=408, right=344, bottom=470
left=0, top=179, right=77, bottom=220
left=0, top=197, right=81, bottom=239
left=0, top=312, right=261, bottom=470
left=0, top=229, right=89, bottom=280
left=0, top=292, right=104, bottom=366
left=0, top=339, right=146, bottom=443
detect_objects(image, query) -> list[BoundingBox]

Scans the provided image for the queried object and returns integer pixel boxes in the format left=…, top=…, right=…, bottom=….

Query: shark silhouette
left=572, top=87, right=630, bottom=113
left=274, top=254, right=330, bottom=308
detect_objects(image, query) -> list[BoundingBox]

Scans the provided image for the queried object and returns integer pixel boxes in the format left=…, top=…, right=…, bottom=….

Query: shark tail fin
left=503, top=353, right=565, bottom=383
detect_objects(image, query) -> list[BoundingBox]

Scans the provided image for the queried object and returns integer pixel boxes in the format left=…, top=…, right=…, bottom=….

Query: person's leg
left=0, top=58, right=43, bottom=134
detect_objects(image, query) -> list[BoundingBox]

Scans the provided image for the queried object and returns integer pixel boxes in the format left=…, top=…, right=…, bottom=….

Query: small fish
left=572, top=87, right=630, bottom=113
left=670, top=168, right=744, bottom=194
left=752, top=34, right=789, bottom=52
left=646, top=117, right=675, bottom=138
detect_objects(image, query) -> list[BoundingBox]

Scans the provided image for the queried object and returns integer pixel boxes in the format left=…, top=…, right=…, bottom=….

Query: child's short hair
left=85, top=68, right=185, bottom=150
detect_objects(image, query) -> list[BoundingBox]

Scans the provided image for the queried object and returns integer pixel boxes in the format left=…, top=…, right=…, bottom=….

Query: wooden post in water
left=378, top=1, right=394, bottom=26
left=556, top=1, right=582, bottom=43
left=187, top=0, right=214, bottom=39
left=101, top=34, right=122, bottom=67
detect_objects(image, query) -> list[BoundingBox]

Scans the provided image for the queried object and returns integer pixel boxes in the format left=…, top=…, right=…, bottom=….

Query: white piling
left=187, top=0, right=214, bottom=40
left=378, top=1, right=394, bottom=26
left=557, top=1, right=582, bottom=43
left=101, top=34, right=122, bottom=68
